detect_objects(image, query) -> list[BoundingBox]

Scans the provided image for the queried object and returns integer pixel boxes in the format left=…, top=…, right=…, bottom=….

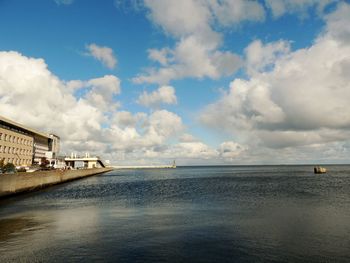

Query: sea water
left=1, top=165, right=350, bottom=262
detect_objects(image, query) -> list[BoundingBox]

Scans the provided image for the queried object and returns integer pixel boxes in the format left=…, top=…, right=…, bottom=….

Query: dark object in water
left=314, top=166, right=327, bottom=174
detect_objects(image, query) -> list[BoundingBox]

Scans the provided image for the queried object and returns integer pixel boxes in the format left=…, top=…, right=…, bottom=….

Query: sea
left=1, top=165, right=350, bottom=262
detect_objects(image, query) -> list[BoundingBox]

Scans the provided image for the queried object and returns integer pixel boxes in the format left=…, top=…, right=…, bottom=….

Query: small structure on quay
left=64, top=153, right=107, bottom=169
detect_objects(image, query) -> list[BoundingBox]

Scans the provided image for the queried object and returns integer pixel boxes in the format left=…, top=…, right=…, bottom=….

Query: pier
left=113, top=165, right=176, bottom=169
left=113, top=161, right=176, bottom=169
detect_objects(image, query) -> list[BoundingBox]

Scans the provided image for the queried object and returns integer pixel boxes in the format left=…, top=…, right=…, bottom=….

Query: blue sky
left=1, top=0, right=350, bottom=165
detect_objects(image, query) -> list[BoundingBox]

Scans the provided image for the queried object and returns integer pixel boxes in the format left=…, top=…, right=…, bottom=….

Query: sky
left=0, top=0, right=350, bottom=165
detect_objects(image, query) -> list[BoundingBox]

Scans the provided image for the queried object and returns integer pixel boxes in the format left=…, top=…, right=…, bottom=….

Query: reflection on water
left=1, top=166, right=350, bottom=262
left=0, top=217, right=39, bottom=242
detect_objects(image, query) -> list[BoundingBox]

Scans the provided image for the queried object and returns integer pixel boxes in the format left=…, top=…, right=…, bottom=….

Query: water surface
left=1, top=166, right=350, bottom=262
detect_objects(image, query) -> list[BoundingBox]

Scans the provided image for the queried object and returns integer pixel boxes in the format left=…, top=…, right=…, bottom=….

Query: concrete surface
left=0, top=168, right=113, bottom=198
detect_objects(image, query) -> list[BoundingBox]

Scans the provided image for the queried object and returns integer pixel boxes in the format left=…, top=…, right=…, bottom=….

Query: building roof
left=0, top=115, right=51, bottom=139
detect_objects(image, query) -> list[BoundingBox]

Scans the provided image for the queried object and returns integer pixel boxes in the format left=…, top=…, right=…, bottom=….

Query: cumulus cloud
left=200, top=2, right=350, bottom=162
left=324, top=1, right=350, bottom=44
left=137, top=86, right=177, bottom=108
left=133, top=0, right=255, bottom=84
left=171, top=142, right=218, bottom=159
left=134, top=35, right=242, bottom=84
left=144, top=0, right=212, bottom=38
left=148, top=48, right=172, bottom=66
left=86, top=43, right=117, bottom=69
left=0, top=51, right=105, bottom=145
left=244, top=39, right=291, bottom=75
left=179, top=133, right=198, bottom=143
left=134, top=0, right=341, bottom=85
left=113, top=111, right=140, bottom=128
left=219, top=141, right=246, bottom=160
left=0, top=50, right=242, bottom=165
left=208, top=0, right=265, bottom=26
left=264, top=0, right=336, bottom=18
left=0, top=51, right=188, bottom=163
left=85, top=75, right=121, bottom=111
left=66, top=75, right=121, bottom=111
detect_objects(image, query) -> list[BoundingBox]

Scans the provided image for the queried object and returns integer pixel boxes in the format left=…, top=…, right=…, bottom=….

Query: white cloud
left=66, top=79, right=85, bottom=90
left=172, top=142, right=218, bottom=159
left=148, top=48, right=172, bottom=66
left=134, top=0, right=257, bottom=84
left=144, top=0, right=213, bottom=38
left=208, top=0, right=265, bottom=26
left=66, top=75, right=121, bottom=111
left=113, top=111, right=139, bottom=128
left=133, top=35, right=242, bottom=84
left=244, top=39, right=291, bottom=75
left=86, top=43, right=117, bottom=69
left=135, top=0, right=341, bottom=85
left=324, top=1, right=350, bottom=44
left=219, top=141, right=246, bottom=160
left=0, top=51, right=105, bottom=146
left=0, top=50, right=235, bottom=164
left=137, top=86, right=177, bottom=108
left=85, top=75, right=121, bottom=111
left=147, top=110, right=183, bottom=138
left=264, top=0, right=336, bottom=18
left=179, top=133, right=198, bottom=143
left=200, top=2, right=350, bottom=162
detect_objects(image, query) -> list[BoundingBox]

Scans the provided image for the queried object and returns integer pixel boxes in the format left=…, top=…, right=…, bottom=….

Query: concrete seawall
left=0, top=168, right=113, bottom=198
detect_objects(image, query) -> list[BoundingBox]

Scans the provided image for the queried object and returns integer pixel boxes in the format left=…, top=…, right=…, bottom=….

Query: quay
left=0, top=167, right=113, bottom=198
left=0, top=115, right=114, bottom=198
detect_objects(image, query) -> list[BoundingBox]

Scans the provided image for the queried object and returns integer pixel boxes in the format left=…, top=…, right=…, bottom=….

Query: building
left=0, top=115, right=60, bottom=166
left=65, top=153, right=107, bottom=169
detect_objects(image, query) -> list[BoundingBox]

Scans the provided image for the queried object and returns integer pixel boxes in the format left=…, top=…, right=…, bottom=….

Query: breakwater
left=113, top=165, right=176, bottom=169
left=0, top=168, right=113, bottom=198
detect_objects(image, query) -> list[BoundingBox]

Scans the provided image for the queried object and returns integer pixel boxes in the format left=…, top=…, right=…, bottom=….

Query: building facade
left=0, top=126, right=34, bottom=166
left=0, top=116, right=60, bottom=166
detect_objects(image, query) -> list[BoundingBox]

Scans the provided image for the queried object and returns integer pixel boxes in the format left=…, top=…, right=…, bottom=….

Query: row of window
left=35, top=150, right=47, bottom=154
left=0, top=132, right=33, bottom=146
left=0, top=145, right=32, bottom=155
left=35, top=145, right=49, bottom=150
left=2, top=158, right=31, bottom=165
